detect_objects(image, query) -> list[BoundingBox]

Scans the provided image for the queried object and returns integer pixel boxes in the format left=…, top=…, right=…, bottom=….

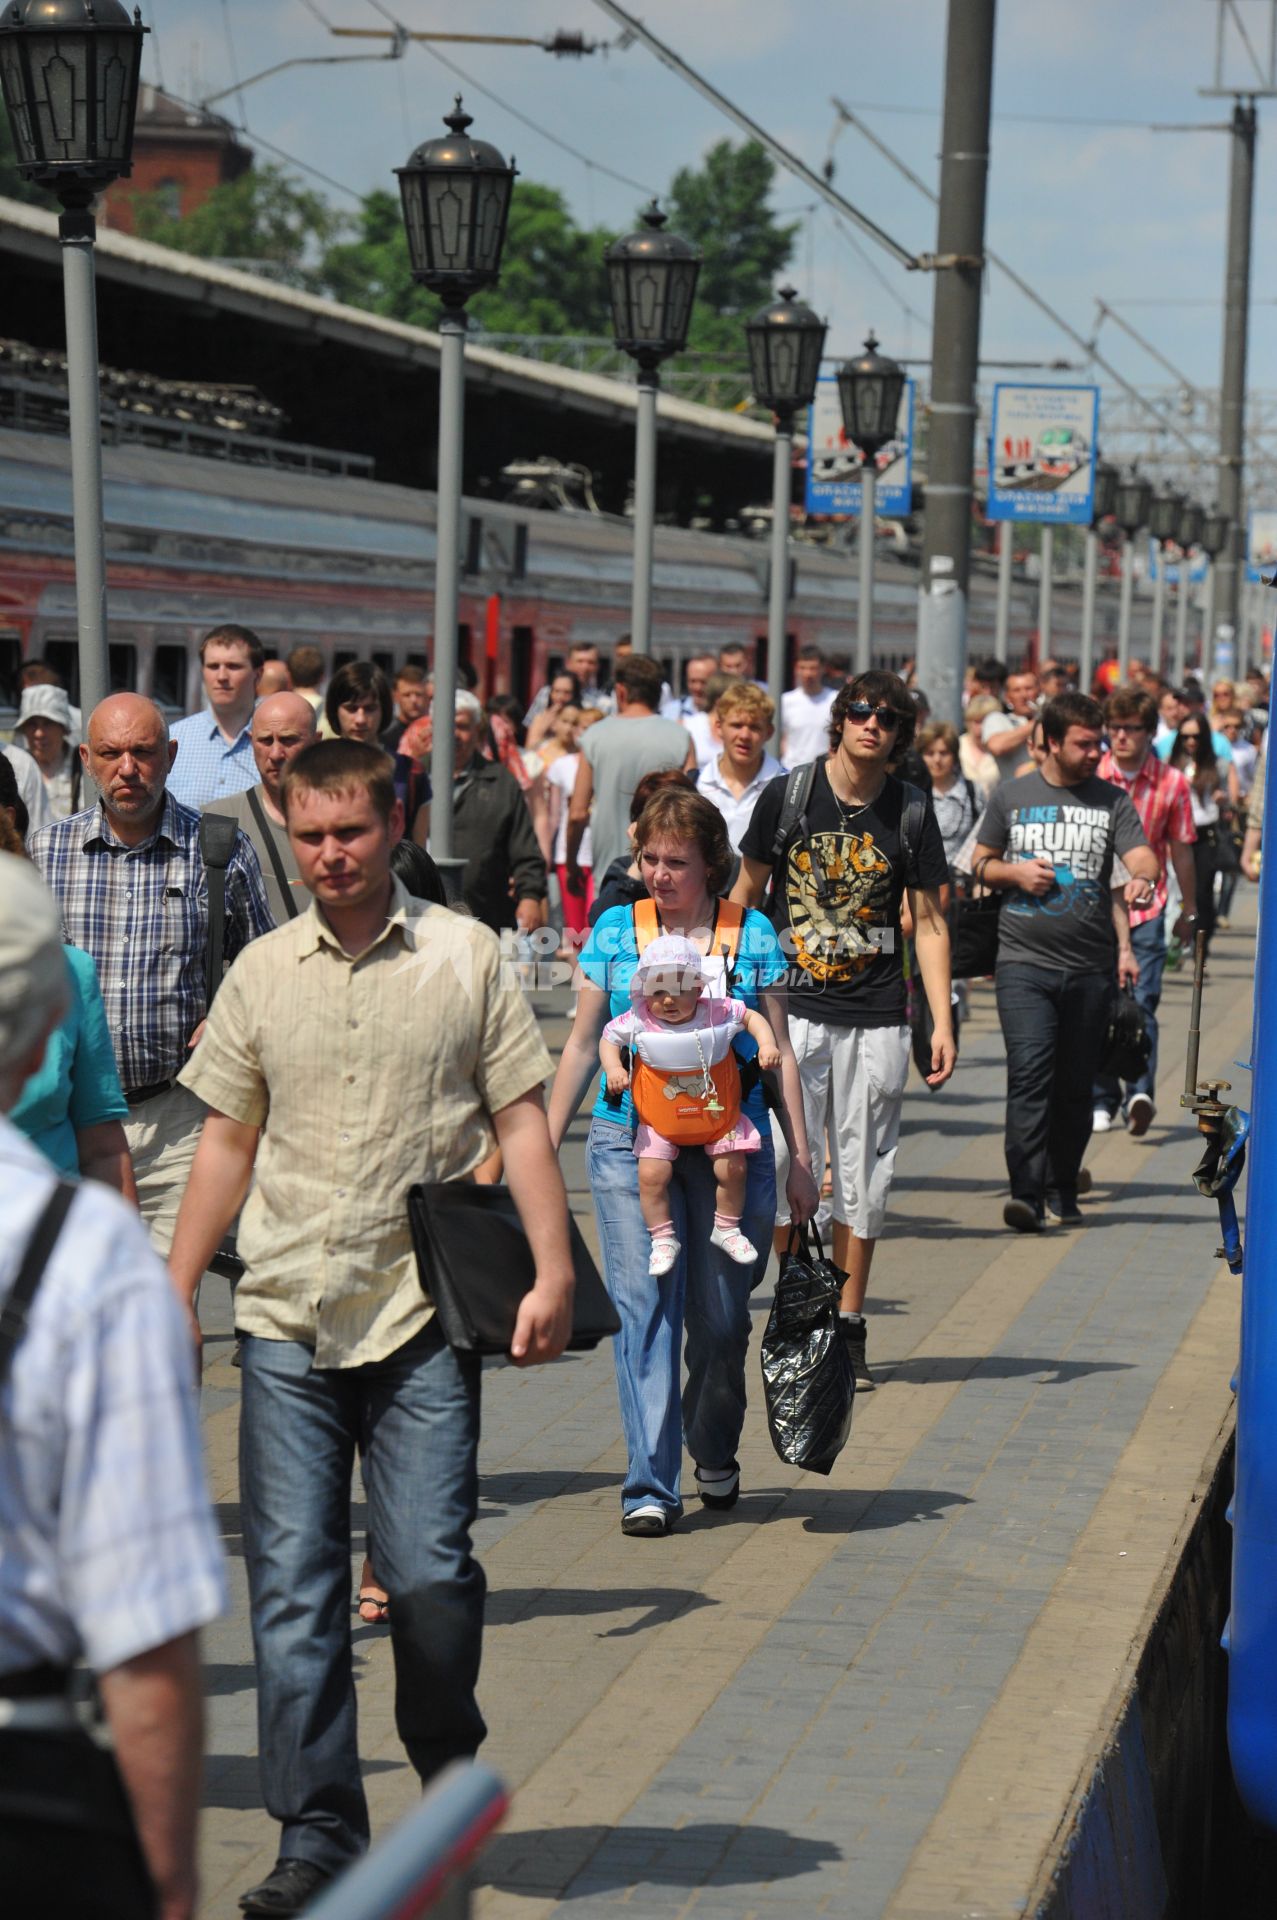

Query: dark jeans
left=1094, top=911, right=1166, bottom=1114
left=996, top=963, right=1113, bottom=1210
left=239, top=1322, right=485, bottom=1874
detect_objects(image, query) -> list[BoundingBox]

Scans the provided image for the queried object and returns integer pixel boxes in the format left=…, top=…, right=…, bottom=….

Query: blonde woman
left=961, top=694, right=1001, bottom=796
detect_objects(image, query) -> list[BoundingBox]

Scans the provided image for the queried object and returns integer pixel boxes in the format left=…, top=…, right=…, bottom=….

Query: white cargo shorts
left=773, top=1017, right=911, bottom=1240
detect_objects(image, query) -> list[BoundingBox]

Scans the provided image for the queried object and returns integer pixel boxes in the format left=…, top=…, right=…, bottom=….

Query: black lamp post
left=1114, top=470, right=1154, bottom=678
left=1172, top=499, right=1204, bottom=683
left=745, top=285, right=826, bottom=742
left=0, top=0, right=147, bottom=716
left=604, top=202, right=700, bottom=655
left=1146, top=488, right=1184, bottom=677
left=836, top=333, right=907, bottom=672
left=1199, top=509, right=1232, bottom=680
left=1079, top=458, right=1119, bottom=693
left=396, top=97, right=515, bottom=868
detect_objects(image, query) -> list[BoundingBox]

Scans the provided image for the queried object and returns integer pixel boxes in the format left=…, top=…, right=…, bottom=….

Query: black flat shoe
left=239, top=1858, right=332, bottom=1916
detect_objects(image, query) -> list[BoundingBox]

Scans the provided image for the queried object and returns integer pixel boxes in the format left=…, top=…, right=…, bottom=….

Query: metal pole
left=916, top=0, right=997, bottom=725
left=1215, top=100, right=1257, bottom=653
left=1202, top=560, right=1217, bottom=679
left=995, top=519, right=1012, bottom=663
left=766, top=417, right=792, bottom=752
left=1080, top=524, right=1099, bottom=695
left=430, top=309, right=466, bottom=864
left=1173, top=558, right=1191, bottom=685
left=59, top=209, right=109, bottom=718
left=630, top=369, right=659, bottom=654
left=1150, top=547, right=1166, bottom=677
left=857, top=459, right=877, bottom=676
left=1038, top=525, right=1053, bottom=660
left=1118, top=531, right=1136, bottom=680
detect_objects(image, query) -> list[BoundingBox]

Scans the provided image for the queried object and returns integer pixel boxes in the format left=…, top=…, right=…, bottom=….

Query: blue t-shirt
left=10, top=946, right=128, bottom=1175
left=579, top=902, right=788, bottom=1130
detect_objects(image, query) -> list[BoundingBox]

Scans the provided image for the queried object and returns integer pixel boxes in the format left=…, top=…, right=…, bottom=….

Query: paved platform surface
left=195, top=906, right=1254, bottom=1919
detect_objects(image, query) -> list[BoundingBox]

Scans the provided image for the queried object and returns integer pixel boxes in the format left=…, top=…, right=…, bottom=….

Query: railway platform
left=192, top=902, right=1254, bottom=1919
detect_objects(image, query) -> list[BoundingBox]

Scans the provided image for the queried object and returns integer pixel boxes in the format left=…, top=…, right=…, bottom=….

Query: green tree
left=0, top=100, right=43, bottom=205
left=663, top=139, right=797, bottom=356
left=318, top=180, right=614, bottom=339
left=127, top=163, right=343, bottom=291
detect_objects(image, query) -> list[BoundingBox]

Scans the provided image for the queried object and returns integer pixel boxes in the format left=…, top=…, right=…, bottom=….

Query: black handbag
left=951, top=889, right=1001, bottom=979
left=759, top=1223, right=855, bottom=1476
left=1100, top=987, right=1153, bottom=1083
left=406, top=1181, right=619, bottom=1359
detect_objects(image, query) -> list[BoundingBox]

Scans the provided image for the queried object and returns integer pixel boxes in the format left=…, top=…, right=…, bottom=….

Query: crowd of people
left=0, top=625, right=1268, bottom=1916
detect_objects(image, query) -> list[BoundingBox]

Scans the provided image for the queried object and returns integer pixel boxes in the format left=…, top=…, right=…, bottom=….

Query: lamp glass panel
left=663, top=259, right=697, bottom=350
left=473, top=175, right=508, bottom=274
left=770, top=334, right=798, bottom=401
left=33, top=45, right=84, bottom=159
left=796, top=329, right=824, bottom=400
left=427, top=173, right=472, bottom=271
left=399, top=177, right=428, bottom=275
left=631, top=262, right=667, bottom=341
left=745, top=329, right=770, bottom=397
left=0, top=42, right=32, bottom=161
left=97, top=41, right=132, bottom=156
left=607, top=259, right=631, bottom=338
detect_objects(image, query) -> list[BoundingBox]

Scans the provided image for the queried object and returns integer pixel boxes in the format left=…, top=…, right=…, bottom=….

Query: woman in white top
left=960, top=694, right=1001, bottom=797
left=917, top=721, right=977, bottom=873
left=525, top=669, right=584, bottom=753
left=543, top=705, right=595, bottom=940
left=1169, top=719, right=1239, bottom=959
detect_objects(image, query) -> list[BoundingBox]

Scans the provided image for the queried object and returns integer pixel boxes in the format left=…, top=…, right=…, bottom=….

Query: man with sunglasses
left=1093, top=687, right=1197, bottom=1138
left=973, top=693, right=1156, bottom=1233
left=734, top=672, right=954, bottom=1387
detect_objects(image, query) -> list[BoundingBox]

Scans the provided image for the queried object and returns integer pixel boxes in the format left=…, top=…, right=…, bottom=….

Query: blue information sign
left=804, top=375, right=914, bottom=517
left=987, top=383, right=1100, bottom=526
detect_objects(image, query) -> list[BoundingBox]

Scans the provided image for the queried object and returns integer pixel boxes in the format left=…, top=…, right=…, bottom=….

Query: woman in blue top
left=548, top=785, right=818, bottom=1536
left=9, top=941, right=136, bottom=1195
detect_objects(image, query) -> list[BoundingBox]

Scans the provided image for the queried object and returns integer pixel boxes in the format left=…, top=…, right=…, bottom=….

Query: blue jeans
left=586, top=1117, right=776, bottom=1516
left=1093, top=912, right=1166, bottom=1112
left=996, top=963, right=1112, bottom=1211
left=238, top=1323, right=484, bottom=1873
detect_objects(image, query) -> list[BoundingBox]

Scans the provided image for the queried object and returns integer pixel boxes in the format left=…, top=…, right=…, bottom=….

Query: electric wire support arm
left=1181, top=930, right=1249, bottom=1274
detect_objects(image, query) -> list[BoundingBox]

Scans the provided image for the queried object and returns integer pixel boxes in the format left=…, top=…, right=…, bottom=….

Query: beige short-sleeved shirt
left=179, top=879, right=553, bottom=1368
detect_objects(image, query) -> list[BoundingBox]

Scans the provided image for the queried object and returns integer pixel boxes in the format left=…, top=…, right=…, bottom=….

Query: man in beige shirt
left=168, top=739, right=574, bottom=1918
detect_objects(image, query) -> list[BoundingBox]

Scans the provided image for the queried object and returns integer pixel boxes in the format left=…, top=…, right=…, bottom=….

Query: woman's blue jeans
left=238, top=1322, right=485, bottom=1873
left=586, top=1117, right=776, bottom=1516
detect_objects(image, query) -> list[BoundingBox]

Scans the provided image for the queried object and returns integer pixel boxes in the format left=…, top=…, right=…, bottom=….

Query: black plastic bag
left=951, top=890, right=1000, bottom=978
left=1100, top=986, right=1152, bottom=1083
left=759, top=1224, right=855, bottom=1475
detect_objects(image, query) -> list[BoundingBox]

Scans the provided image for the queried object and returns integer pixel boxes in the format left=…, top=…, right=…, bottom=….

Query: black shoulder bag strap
left=897, top=778, right=930, bottom=875
left=245, top=787, right=299, bottom=920
left=770, top=760, right=817, bottom=886
left=0, top=1182, right=76, bottom=1391
left=200, top=814, right=241, bottom=1008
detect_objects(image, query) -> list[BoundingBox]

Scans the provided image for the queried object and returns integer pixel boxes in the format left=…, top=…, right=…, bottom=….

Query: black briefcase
left=406, top=1181, right=619, bottom=1359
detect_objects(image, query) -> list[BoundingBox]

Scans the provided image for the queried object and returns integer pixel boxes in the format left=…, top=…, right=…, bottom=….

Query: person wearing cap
left=13, top=682, right=81, bottom=821
left=0, top=851, right=226, bottom=1920
left=29, top=693, right=273, bottom=1255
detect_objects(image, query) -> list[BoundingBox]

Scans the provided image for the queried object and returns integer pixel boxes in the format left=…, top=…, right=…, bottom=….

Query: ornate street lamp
left=837, top=333, right=906, bottom=672
left=605, top=202, right=701, bottom=654
left=396, top=98, right=515, bottom=869
left=0, top=0, right=148, bottom=716
left=745, top=285, right=826, bottom=746
left=1172, top=499, right=1204, bottom=683
left=1114, top=470, right=1153, bottom=680
left=1079, top=458, right=1120, bottom=695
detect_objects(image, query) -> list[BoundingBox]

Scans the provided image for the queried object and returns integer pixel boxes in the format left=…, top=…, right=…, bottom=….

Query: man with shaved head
left=258, top=658, right=293, bottom=698
left=203, top=692, right=316, bottom=923
left=30, top=693, right=273, bottom=1252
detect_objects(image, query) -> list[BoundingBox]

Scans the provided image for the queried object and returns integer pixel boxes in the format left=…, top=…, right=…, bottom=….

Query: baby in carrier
left=600, top=933, right=781, bottom=1278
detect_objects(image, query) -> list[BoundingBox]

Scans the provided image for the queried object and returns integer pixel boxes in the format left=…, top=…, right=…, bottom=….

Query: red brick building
left=102, top=85, right=253, bottom=234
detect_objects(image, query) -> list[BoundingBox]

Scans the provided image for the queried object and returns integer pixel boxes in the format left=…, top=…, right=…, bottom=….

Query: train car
left=0, top=425, right=1132, bottom=722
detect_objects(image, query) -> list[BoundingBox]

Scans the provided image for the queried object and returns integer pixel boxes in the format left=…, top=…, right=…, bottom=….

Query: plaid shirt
left=1097, top=749, right=1196, bottom=927
left=30, top=792, right=273, bottom=1094
left=167, top=711, right=258, bottom=809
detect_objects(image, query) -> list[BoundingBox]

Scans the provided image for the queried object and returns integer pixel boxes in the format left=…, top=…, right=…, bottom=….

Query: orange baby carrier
left=628, top=899, right=746, bottom=1147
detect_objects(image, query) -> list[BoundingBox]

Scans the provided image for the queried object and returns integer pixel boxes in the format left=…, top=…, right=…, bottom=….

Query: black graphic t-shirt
left=977, top=771, right=1147, bottom=976
left=739, top=763, right=949, bottom=1028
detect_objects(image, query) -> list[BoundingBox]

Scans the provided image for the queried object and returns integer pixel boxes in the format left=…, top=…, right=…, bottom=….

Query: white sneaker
left=1126, top=1093, right=1155, bottom=1138
left=648, top=1235, right=680, bottom=1278
left=1091, top=1107, right=1115, bottom=1134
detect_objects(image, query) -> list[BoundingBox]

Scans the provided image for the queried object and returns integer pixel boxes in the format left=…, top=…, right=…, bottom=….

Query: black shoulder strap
left=898, top=778, right=929, bottom=875
left=70, top=756, right=82, bottom=814
left=770, top=761, right=818, bottom=867
left=0, top=1182, right=76, bottom=1390
left=200, top=813, right=240, bottom=1007
left=246, top=787, right=299, bottom=920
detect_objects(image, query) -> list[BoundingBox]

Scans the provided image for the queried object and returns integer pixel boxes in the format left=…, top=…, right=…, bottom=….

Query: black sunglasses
left=846, top=701, right=901, bottom=730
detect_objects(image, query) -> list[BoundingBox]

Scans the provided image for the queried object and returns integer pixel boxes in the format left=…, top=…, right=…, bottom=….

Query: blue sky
left=143, top=0, right=1277, bottom=407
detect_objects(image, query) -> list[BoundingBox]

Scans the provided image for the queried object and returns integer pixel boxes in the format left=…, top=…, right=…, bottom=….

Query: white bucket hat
left=16, top=684, right=73, bottom=735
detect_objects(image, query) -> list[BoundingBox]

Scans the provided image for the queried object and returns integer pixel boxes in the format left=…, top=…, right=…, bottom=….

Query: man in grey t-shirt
left=567, top=655, right=694, bottom=890
left=973, top=692, right=1157, bottom=1234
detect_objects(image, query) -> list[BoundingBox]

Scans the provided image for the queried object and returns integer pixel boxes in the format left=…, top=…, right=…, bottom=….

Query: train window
left=332, top=650, right=357, bottom=673
left=109, top=642, right=137, bottom=693
left=371, top=651, right=395, bottom=677
left=510, top=627, right=535, bottom=709
left=41, top=637, right=78, bottom=703
left=153, top=645, right=189, bottom=711
left=0, top=634, right=20, bottom=712
left=464, top=518, right=483, bottom=577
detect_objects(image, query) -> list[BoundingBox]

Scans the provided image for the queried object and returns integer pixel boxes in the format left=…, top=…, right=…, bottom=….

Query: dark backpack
left=199, top=813, right=240, bottom=1009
